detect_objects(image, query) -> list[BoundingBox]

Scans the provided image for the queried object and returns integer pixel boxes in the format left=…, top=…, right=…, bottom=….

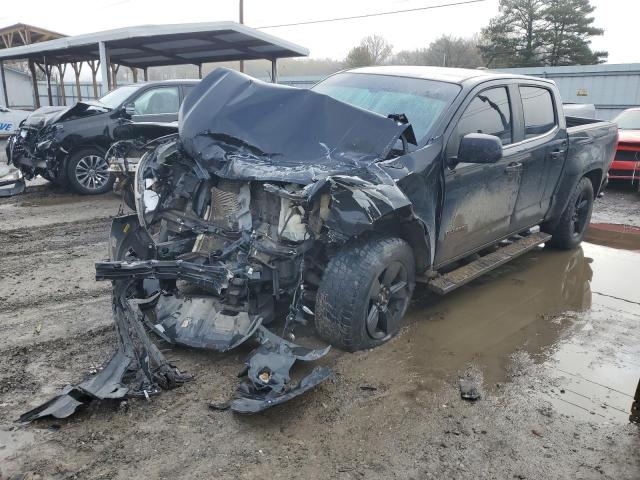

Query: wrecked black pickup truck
left=22, top=66, right=617, bottom=421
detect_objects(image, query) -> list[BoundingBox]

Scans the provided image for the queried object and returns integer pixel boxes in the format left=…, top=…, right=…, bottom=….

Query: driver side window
left=133, top=87, right=180, bottom=115
left=447, top=87, right=513, bottom=159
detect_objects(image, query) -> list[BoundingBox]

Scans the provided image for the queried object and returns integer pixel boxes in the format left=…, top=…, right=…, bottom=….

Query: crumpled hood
left=24, top=101, right=108, bottom=129
left=178, top=68, right=412, bottom=184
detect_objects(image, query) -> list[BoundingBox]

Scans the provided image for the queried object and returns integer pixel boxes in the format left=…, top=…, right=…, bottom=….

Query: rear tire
left=315, top=236, right=415, bottom=351
left=66, top=148, right=114, bottom=195
left=543, top=177, right=593, bottom=250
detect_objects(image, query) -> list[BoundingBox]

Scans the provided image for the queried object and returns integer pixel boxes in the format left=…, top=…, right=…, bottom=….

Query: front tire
left=544, top=177, right=594, bottom=250
left=315, top=236, right=415, bottom=351
left=66, top=148, right=114, bottom=195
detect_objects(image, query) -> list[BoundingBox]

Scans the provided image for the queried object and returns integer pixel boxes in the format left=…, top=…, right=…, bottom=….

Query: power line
left=256, top=0, right=489, bottom=29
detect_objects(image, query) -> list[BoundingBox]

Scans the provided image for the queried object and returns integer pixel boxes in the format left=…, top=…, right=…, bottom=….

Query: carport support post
left=71, top=62, right=82, bottom=101
left=198, top=64, right=202, bottom=79
left=56, top=64, right=67, bottom=106
left=131, top=66, right=138, bottom=83
left=28, top=59, right=40, bottom=108
left=143, top=68, right=148, bottom=81
left=43, top=59, right=53, bottom=106
left=0, top=60, right=8, bottom=107
left=271, top=59, right=277, bottom=83
left=98, top=41, right=110, bottom=95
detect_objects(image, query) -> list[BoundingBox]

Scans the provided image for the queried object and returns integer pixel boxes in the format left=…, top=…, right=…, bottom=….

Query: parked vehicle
left=609, top=108, right=640, bottom=182
left=4, top=80, right=198, bottom=194
left=0, top=105, right=30, bottom=137
left=23, top=66, right=617, bottom=420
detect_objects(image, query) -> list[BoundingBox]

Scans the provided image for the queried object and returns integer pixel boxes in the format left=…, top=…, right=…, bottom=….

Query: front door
left=435, top=86, right=523, bottom=266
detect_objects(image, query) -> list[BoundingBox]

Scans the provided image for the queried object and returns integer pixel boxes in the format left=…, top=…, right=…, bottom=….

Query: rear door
left=509, top=85, right=567, bottom=231
left=435, top=85, right=523, bottom=266
left=130, top=85, right=181, bottom=123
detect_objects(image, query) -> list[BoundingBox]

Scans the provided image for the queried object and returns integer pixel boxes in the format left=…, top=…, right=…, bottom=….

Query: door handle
left=550, top=149, right=566, bottom=159
left=505, top=162, right=523, bottom=173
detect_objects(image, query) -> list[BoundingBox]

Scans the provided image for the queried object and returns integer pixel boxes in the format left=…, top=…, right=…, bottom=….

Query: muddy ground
left=1, top=157, right=639, bottom=479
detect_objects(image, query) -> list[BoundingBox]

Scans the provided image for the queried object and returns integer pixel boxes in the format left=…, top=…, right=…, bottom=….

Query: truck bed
left=544, top=116, right=618, bottom=224
left=565, top=115, right=613, bottom=130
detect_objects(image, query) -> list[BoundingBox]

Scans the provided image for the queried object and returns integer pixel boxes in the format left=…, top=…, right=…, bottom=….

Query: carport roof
left=0, top=21, right=309, bottom=67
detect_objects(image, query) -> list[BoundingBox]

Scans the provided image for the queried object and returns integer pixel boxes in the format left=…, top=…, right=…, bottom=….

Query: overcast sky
left=0, top=0, right=636, bottom=63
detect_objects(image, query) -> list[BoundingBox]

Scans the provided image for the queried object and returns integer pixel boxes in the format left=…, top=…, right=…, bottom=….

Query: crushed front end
left=21, top=68, right=416, bottom=421
left=7, top=122, right=67, bottom=177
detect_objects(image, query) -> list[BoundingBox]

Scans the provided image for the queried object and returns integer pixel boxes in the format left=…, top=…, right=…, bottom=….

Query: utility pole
left=239, top=0, right=245, bottom=73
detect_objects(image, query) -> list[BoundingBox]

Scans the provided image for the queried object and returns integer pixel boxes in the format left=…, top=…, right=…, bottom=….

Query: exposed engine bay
left=21, top=67, right=428, bottom=420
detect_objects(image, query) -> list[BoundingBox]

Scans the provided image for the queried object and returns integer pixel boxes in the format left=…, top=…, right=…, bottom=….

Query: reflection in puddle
left=378, top=230, right=640, bottom=423
left=400, top=246, right=593, bottom=387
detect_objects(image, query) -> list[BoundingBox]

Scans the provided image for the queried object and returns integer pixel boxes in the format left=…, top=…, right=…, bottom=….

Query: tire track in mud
left=0, top=184, right=53, bottom=206
left=0, top=237, right=112, bottom=313
left=0, top=323, right=116, bottom=419
left=0, top=216, right=111, bottom=257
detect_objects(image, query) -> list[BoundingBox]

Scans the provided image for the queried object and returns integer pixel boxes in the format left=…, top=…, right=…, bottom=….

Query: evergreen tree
left=543, top=0, right=607, bottom=65
left=480, top=0, right=606, bottom=67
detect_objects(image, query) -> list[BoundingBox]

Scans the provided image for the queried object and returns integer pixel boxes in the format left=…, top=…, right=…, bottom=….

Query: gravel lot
left=1, top=141, right=639, bottom=479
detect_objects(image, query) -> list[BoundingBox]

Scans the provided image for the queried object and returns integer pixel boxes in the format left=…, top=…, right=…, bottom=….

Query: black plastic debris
left=0, top=177, right=26, bottom=197
left=20, top=281, right=191, bottom=422
left=230, top=326, right=332, bottom=413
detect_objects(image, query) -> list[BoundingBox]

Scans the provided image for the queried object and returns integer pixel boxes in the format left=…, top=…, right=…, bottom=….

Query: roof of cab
left=346, top=65, right=555, bottom=86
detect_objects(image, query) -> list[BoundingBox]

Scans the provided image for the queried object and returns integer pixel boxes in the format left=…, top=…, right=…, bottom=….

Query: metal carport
left=0, top=21, right=309, bottom=108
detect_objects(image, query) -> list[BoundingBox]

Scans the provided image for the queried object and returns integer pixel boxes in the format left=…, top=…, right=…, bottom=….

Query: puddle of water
left=541, top=242, right=640, bottom=423
left=399, top=246, right=594, bottom=388
left=371, top=226, right=640, bottom=423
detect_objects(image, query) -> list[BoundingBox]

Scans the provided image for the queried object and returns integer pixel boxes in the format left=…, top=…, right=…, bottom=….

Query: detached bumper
left=0, top=177, right=26, bottom=197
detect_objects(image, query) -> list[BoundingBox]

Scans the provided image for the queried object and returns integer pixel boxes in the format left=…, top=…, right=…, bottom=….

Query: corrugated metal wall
left=496, top=64, right=640, bottom=120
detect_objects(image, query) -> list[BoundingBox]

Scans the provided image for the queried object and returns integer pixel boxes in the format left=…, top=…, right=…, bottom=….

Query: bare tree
left=345, top=35, right=393, bottom=68
left=424, top=35, right=483, bottom=68
left=394, top=35, right=482, bottom=68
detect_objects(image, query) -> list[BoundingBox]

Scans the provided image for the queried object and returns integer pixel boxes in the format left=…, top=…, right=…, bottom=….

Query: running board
left=427, top=232, right=552, bottom=295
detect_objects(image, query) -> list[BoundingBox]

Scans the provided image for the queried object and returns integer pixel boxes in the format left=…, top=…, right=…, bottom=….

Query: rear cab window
left=519, top=86, right=557, bottom=139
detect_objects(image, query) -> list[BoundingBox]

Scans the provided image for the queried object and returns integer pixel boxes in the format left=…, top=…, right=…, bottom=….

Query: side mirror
left=457, top=133, right=503, bottom=164
left=123, top=103, right=136, bottom=117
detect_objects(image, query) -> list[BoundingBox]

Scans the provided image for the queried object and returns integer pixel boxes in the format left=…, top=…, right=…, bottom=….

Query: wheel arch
left=365, top=209, right=431, bottom=273
left=583, top=168, right=603, bottom=196
left=66, top=143, right=108, bottom=159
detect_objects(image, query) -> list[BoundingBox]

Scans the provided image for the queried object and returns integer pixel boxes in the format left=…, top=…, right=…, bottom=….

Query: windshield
left=312, top=72, right=460, bottom=141
left=614, top=110, right=640, bottom=130
left=99, top=85, right=142, bottom=109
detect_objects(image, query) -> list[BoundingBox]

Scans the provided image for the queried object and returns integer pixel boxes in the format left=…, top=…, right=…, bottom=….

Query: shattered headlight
left=134, top=150, right=159, bottom=224
left=36, top=139, right=54, bottom=151
left=35, top=125, right=63, bottom=152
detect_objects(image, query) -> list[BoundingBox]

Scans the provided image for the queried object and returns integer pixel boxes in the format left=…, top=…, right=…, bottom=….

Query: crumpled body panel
left=179, top=68, right=411, bottom=184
